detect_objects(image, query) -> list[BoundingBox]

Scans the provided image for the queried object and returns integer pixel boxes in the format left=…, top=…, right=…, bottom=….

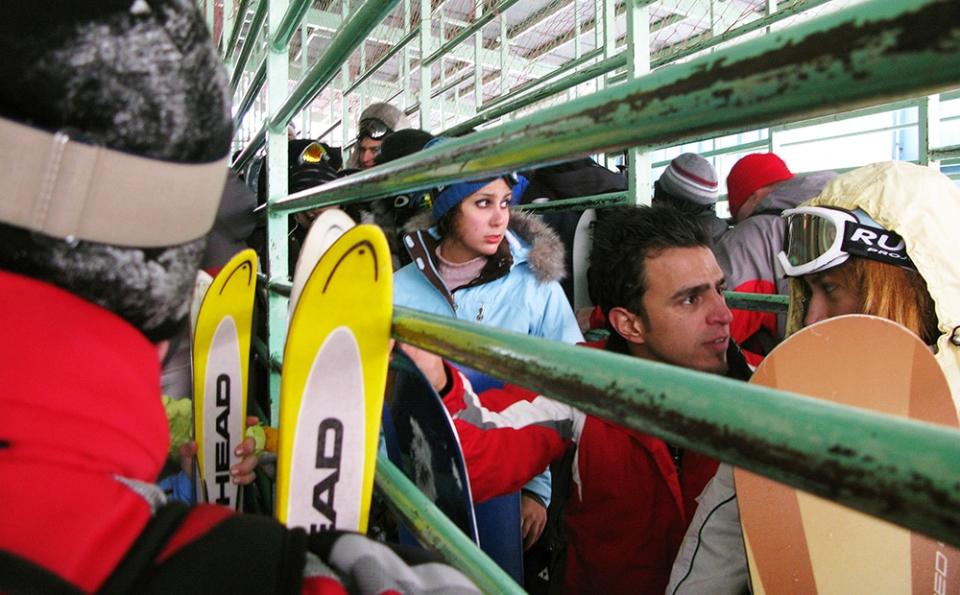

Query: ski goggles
left=357, top=117, right=393, bottom=141
left=777, top=205, right=916, bottom=277
left=298, top=141, right=329, bottom=164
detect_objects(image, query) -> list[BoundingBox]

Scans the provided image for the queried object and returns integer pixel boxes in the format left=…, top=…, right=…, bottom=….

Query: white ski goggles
left=777, top=206, right=915, bottom=277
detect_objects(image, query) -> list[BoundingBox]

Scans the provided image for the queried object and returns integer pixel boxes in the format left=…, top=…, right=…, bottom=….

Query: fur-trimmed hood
left=402, top=209, right=567, bottom=283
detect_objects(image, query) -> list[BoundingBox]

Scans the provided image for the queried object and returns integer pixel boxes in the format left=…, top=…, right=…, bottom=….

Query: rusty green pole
left=229, top=0, right=267, bottom=92
left=222, top=0, right=251, bottom=62
left=515, top=191, right=630, bottom=213
left=725, top=291, right=790, bottom=314
left=233, top=57, right=266, bottom=130
left=391, top=307, right=960, bottom=548
left=269, top=0, right=960, bottom=216
left=269, top=0, right=312, bottom=52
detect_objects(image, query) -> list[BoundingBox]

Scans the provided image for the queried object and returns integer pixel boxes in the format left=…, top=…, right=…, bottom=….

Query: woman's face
left=440, top=178, right=512, bottom=263
left=801, top=265, right=862, bottom=327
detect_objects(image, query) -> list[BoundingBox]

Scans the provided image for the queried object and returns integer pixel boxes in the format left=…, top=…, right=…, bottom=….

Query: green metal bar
left=771, top=97, right=920, bottom=133
left=476, top=0, right=837, bottom=133
left=404, top=69, right=477, bottom=116
left=229, top=0, right=267, bottom=93
left=391, top=307, right=960, bottom=547
left=942, top=89, right=960, bottom=102
left=422, top=0, right=522, bottom=68
left=432, top=68, right=474, bottom=100
left=344, top=27, right=419, bottom=97
left=270, top=0, right=311, bottom=52
left=515, top=191, right=630, bottom=213
left=650, top=139, right=771, bottom=169
left=256, top=272, right=292, bottom=297
left=269, top=0, right=960, bottom=216
left=269, top=0, right=403, bottom=133
left=231, top=122, right=265, bottom=172
left=270, top=279, right=292, bottom=296
left=223, top=0, right=252, bottom=62
left=778, top=121, right=918, bottom=148
left=418, top=0, right=433, bottom=129
left=233, top=57, right=266, bottom=130
left=375, top=455, right=525, bottom=594
left=725, top=291, right=790, bottom=313
left=265, top=0, right=291, bottom=427
left=251, top=335, right=283, bottom=372
left=220, top=0, right=234, bottom=56
left=645, top=0, right=836, bottom=71
left=930, top=144, right=960, bottom=160
left=480, top=47, right=604, bottom=113
left=444, top=52, right=627, bottom=138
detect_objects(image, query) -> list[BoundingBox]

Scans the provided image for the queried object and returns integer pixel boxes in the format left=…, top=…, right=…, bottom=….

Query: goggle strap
left=839, top=221, right=916, bottom=270
left=0, top=115, right=226, bottom=247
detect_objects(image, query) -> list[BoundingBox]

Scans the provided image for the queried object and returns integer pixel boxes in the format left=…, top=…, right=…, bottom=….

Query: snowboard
left=735, top=314, right=960, bottom=594
left=288, top=208, right=355, bottom=319
left=386, top=348, right=480, bottom=543
left=276, top=225, right=392, bottom=534
left=192, top=249, right=257, bottom=509
left=572, top=208, right=596, bottom=310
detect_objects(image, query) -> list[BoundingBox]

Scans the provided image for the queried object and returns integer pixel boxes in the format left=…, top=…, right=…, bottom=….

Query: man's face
left=358, top=137, right=383, bottom=169
left=629, top=246, right=733, bottom=374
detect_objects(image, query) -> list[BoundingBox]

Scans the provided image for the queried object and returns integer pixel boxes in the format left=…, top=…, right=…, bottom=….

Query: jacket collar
left=402, top=209, right=568, bottom=284
left=401, top=227, right=514, bottom=308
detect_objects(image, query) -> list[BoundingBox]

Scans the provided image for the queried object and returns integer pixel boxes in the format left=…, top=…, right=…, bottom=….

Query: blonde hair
left=786, top=258, right=939, bottom=344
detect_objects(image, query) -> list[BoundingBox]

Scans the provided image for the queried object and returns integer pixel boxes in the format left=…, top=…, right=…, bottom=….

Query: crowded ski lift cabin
left=2, top=0, right=960, bottom=593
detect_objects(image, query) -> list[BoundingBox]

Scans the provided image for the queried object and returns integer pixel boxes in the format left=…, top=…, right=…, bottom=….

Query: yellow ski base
left=192, top=249, right=257, bottom=509
left=277, top=225, right=392, bottom=534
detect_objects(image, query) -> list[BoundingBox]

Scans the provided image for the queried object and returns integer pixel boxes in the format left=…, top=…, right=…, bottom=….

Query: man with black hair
left=405, top=205, right=751, bottom=594
left=0, top=3, right=476, bottom=593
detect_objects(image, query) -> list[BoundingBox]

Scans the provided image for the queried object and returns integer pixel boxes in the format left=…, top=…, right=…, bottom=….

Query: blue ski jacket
left=394, top=211, right=582, bottom=506
left=394, top=211, right=582, bottom=344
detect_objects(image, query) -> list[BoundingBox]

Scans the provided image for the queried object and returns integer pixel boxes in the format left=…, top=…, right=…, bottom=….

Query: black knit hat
left=375, top=129, right=435, bottom=165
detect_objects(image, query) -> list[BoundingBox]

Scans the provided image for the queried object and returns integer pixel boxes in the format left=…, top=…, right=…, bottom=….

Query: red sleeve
left=453, top=418, right=569, bottom=503
left=439, top=362, right=572, bottom=503
left=729, top=279, right=778, bottom=366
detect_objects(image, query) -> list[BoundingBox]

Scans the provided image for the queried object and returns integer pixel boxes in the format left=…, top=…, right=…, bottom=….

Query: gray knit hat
left=657, top=153, right=719, bottom=206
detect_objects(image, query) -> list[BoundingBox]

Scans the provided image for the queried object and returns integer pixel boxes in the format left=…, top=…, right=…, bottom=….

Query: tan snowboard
left=735, top=314, right=959, bottom=595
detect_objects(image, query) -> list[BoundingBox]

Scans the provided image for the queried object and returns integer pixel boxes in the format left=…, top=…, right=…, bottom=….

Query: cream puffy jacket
left=667, top=161, right=960, bottom=595
left=792, top=161, right=960, bottom=404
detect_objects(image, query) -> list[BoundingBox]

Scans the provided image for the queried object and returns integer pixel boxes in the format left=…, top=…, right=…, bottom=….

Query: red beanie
left=726, top=153, right=793, bottom=218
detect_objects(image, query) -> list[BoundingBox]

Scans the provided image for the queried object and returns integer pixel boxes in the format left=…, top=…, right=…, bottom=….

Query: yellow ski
left=192, top=249, right=257, bottom=509
left=276, top=225, right=392, bottom=533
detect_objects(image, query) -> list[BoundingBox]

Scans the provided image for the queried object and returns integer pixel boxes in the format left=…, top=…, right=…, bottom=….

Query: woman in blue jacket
left=394, top=166, right=582, bottom=552
left=394, top=173, right=581, bottom=344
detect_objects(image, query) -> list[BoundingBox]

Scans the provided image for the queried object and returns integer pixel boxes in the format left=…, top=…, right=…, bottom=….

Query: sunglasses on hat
left=357, top=117, right=393, bottom=141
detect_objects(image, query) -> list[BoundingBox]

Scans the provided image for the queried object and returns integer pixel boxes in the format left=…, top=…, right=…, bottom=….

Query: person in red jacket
left=718, top=153, right=836, bottom=365
left=0, top=4, right=475, bottom=593
left=405, top=205, right=752, bottom=594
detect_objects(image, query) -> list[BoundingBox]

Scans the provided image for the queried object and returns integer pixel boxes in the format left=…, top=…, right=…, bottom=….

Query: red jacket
left=442, top=342, right=721, bottom=594
left=0, top=271, right=473, bottom=595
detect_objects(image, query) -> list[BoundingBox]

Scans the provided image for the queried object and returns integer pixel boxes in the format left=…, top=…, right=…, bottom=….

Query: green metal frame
left=270, top=0, right=960, bottom=216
